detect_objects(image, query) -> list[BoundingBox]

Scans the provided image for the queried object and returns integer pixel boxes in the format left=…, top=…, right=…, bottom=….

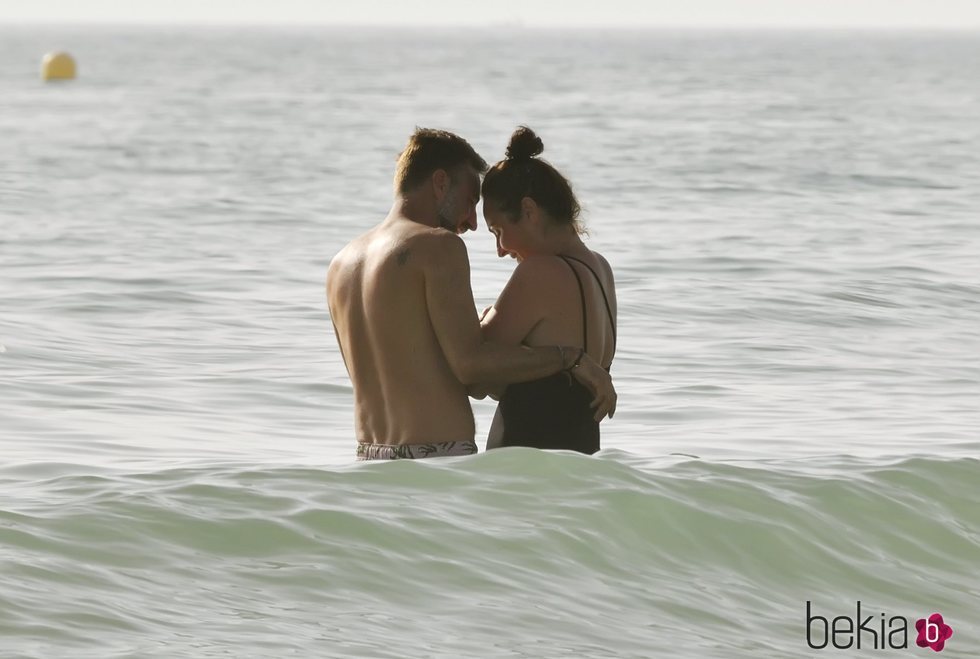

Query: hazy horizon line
left=3, top=20, right=980, bottom=31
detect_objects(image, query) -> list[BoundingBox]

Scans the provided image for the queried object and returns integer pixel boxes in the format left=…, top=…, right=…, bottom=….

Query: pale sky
left=1, top=0, right=979, bottom=28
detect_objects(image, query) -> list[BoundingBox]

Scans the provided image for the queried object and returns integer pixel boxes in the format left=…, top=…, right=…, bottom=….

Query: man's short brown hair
left=394, top=128, right=488, bottom=195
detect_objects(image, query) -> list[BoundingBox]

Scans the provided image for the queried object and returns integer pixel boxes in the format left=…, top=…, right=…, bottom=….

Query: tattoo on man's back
left=396, top=249, right=410, bottom=266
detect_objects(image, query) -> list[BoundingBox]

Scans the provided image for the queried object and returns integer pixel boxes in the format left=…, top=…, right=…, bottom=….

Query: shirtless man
left=326, top=128, right=616, bottom=460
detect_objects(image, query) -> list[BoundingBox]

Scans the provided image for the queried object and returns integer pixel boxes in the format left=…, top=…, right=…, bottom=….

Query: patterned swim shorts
left=356, top=440, right=479, bottom=460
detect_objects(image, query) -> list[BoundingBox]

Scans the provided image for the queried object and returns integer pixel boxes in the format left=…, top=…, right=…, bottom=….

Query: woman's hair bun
left=505, top=125, right=544, bottom=161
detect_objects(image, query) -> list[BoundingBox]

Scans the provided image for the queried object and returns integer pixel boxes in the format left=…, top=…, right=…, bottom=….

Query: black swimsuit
left=497, top=255, right=616, bottom=455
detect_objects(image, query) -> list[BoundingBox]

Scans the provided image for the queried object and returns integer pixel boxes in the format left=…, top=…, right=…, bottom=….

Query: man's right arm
left=422, top=232, right=572, bottom=386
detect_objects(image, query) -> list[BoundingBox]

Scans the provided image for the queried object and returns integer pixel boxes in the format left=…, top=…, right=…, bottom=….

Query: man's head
left=394, top=128, right=488, bottom=233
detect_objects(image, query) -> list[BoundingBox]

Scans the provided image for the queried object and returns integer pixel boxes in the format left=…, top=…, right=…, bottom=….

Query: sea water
left=1, top=27, right=978, bottom=657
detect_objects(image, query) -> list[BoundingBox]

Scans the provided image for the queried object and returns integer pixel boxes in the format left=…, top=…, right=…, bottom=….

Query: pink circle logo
left=915, top=613, right=953, bottom=652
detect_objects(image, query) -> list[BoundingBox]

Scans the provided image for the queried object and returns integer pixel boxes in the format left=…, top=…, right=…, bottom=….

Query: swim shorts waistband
left=356, top=440, right=479, bottom=460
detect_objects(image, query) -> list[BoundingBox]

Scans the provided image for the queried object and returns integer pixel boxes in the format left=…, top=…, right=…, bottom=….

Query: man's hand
left=569, top=352, right=617, bottom=422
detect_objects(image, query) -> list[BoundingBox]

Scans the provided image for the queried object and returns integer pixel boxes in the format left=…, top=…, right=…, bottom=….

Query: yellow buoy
left=41, top=52, right=77, bottom=81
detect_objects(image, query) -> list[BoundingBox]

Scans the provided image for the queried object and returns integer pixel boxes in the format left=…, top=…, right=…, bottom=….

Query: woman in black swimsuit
left=477, top=127, right=617, bottom=454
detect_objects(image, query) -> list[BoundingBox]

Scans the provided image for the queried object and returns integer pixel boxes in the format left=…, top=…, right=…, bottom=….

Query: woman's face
left=483, top=201, right=529, bottom=262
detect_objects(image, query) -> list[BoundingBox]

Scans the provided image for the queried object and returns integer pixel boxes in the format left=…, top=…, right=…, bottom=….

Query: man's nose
left=496, top=237, right=507, bottom=258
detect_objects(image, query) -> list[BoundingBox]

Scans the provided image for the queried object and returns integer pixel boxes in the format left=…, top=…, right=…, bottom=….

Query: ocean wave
left=1, top=452, right=977, bottom=657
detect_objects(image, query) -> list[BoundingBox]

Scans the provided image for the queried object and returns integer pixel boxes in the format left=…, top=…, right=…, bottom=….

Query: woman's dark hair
left=481, top=126, right=582, bottom=231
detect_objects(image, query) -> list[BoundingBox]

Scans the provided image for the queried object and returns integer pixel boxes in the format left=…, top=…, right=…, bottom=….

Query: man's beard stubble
left=436, top=185, right=462, bottom=233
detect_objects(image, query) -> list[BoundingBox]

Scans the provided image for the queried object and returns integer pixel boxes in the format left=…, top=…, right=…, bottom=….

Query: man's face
left=437, top=168, right=481, bottom=234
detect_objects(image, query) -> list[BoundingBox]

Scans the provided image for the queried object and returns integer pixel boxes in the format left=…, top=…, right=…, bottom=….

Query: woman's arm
left=466, top=262, right=549, bottom=399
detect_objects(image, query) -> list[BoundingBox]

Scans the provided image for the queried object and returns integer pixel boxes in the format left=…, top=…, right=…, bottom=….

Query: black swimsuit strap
left=557, top=256, right=589, bottom=348
left=559, top=254, right=617, bottom=351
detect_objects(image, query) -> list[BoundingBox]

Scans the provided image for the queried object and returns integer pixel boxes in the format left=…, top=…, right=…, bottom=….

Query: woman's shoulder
left=587, top=250, right=615, bottom=279
left=578, top=250, right=616, bottom=296
left=510, top=254, right=573, bottom=280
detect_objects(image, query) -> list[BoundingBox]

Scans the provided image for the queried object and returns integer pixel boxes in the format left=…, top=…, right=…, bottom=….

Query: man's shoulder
left=332, top=223, right=466, bottom=278
left=329, top=228, right=374, bottom=264
left=405, top=225, right=463, bottom=248
left=327, top=237, right=366, bottom=287
left=403, top=227, right=468, bottom=267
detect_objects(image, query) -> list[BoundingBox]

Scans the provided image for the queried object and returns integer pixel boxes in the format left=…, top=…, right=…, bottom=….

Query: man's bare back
left=327, top=217, right=478, bottom=445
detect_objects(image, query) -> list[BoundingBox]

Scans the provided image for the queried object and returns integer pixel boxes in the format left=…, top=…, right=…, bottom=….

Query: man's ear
left=431, top=169, right=451, bottom=201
